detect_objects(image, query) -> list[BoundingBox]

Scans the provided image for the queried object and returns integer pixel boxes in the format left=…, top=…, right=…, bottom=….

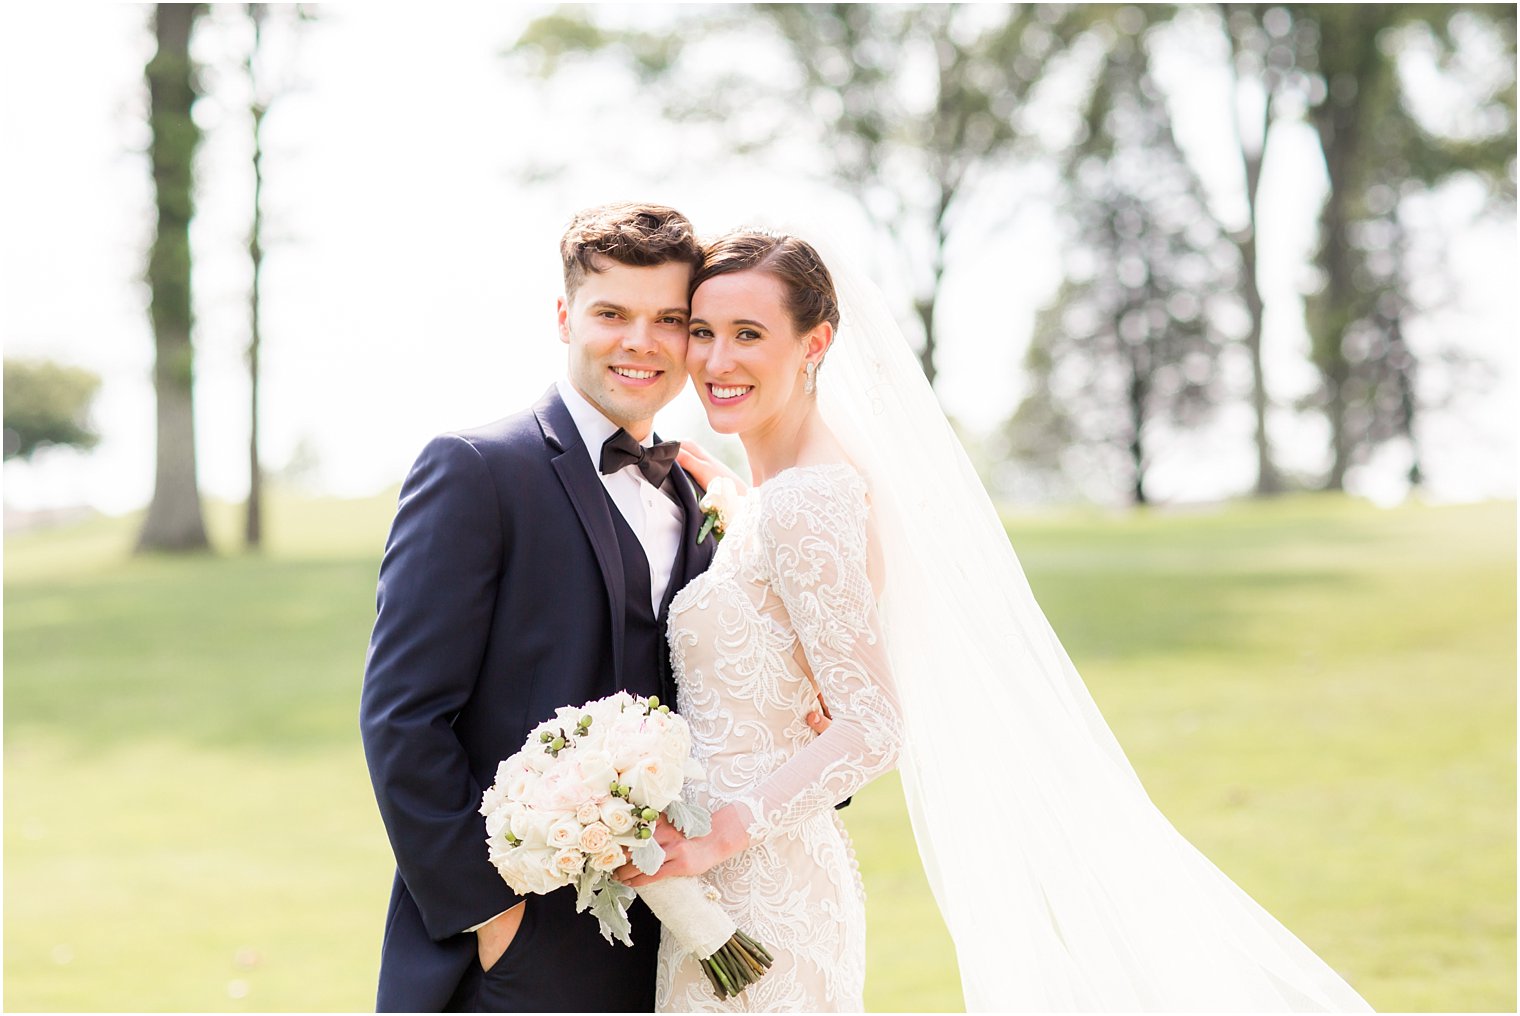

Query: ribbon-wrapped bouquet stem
left=479, top=691, right=771, bottom=999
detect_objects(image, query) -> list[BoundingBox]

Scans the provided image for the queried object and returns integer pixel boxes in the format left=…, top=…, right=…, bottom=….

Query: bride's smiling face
left=687, top=271, right=826, bottom=436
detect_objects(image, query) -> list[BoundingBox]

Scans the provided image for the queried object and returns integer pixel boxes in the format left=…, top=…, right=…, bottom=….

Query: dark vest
left=605, top=487, right=687, bottom=704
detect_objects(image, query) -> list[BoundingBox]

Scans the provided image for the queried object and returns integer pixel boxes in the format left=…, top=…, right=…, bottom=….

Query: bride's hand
left=613, top=806, right=750, bottom=887
left=677, top=442, right=748, bottom=495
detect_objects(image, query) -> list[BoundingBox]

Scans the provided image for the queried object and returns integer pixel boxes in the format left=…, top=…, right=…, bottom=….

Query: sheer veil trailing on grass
left=809, top=239, right=1372, bottom=1011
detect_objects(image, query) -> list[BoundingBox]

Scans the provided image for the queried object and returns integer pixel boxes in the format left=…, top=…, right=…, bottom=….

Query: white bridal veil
left=809, top=241, right=1372, bottom=1012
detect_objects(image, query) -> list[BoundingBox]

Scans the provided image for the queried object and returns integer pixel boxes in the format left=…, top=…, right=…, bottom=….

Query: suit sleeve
left=360, top=434, right=519, bottom=939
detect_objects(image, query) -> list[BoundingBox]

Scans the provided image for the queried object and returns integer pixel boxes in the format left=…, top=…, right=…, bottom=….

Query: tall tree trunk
left=1238, top=228, right=1282, bottom=494
left=1313, top=107, right=1358, bottom=492
left=138, top=2, right=210, bottom=553
left=1128, top=359, right=1149, bottom=506
left=245, top=4, right=267, bottom=550
left=913, top=179, right=954, bottom=388
left=1222, top=10, right=1285, bottom=495
left=1387, top=209, right=1422, bottom=488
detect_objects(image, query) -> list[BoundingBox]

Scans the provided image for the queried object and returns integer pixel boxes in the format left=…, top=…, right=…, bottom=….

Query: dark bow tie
left=599, top=428, right=680, bottom=488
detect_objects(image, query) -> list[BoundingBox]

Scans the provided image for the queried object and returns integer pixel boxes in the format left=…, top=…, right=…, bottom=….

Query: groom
left=360, top=203, right=715, bottom=1011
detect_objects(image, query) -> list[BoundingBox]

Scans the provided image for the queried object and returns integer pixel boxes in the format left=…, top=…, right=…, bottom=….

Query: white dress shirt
left=466, top=382, right=686, bottom=935
left=554, top=377, right=684, bottom=614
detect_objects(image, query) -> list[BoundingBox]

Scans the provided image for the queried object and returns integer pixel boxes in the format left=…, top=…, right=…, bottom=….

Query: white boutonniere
left=697, top=477, right=740, bottom=545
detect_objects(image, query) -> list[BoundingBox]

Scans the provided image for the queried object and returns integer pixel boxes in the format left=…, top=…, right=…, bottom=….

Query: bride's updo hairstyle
left=692, top=231, right=841, bottom=337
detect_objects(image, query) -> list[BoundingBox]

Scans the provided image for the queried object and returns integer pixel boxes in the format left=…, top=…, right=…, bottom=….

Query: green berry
left=641, top=808, right=658, bottom=823
left=658, top=704, right=670, bottom=713
left=637, top=826, right=653, bottom=839
left=646, top=696, right=660, bottom=710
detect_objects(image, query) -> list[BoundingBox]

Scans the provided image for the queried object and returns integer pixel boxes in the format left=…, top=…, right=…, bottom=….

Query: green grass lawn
left=4, top=492, right=1513, bottom=1011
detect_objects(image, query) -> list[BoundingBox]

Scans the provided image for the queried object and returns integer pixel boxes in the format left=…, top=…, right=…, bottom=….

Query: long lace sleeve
left=731, top=467, right=904, bottom=843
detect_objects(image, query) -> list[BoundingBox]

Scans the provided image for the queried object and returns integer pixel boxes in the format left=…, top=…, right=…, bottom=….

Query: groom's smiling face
left=558, top=256, right=692, bottom=439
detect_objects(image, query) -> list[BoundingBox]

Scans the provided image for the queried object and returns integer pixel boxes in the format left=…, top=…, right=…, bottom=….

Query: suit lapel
left=535, top=387, right=628, bottom=692
left=664, top=464, right=716, bottom=616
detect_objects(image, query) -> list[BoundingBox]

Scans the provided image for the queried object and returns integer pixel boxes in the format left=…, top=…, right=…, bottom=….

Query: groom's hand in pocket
left=476, top=900, right=526, bottom=972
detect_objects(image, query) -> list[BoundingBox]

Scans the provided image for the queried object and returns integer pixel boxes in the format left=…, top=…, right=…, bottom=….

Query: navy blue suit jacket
left=360, top=387, right=715, bottom=1011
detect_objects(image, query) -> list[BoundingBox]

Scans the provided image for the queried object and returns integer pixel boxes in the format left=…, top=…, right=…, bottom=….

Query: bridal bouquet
left=480, top=691, right=772, bottom=999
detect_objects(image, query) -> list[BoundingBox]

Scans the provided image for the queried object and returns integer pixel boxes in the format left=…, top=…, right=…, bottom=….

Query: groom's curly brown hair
left=560, top=203, right=702, bottom=304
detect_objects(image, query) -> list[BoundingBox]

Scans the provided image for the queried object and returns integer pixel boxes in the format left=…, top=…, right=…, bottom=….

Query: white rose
left=480, top=781, right=508, bottom=818
left=600, top=800, right=637, bottom=835
left=625, top=757, right=684, bottom=810
left=491, top=845, right=561, bottom=896
left=484, top=801, right=518, bottom=839
left=574, top=750, right=618, bottom=794
left=522, top=746, right=555, bottom=774
left=601, top=691, right=636, bottom=713
left=547, top=817, right=582, bottom=850
left=607, top=713, right=663, bottom=772
left=575, top=801, right=601, bottom=825
left=576, top=720, right=609, bottom=754
left=552, top=847, right=586, bottom=878
left=495, top=753, right=531, bottom=785
left=577, top=822, right=612, bottom=853
left=527, top=766, right=590, bottom=812
left=507, top=769, right=537, bottom=802
left=699, top=476, right=741, bottom=532
left=590, top=845, right=626, bottom=872
left=510, top=807, right=552, bottom=848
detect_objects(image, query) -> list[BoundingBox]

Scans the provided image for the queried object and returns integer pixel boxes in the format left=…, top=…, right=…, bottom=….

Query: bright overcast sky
left=2, top=5, right=1514, bottom=515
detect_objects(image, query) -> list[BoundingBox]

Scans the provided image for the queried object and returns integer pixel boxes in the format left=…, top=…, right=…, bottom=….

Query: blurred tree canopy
left=510, top=3, right=1092, bottom=388
left=508, top=3, right=1514, bottom=505
left=3, top=360, right=102, bottom=462
left=1291, top=4, right=1516, bottom=490
left=1008, top=9, right=1241, bottom=505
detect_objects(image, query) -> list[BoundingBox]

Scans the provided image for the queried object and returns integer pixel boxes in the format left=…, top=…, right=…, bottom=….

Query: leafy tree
left=138, top=2, right=210, bottom=552
left=2, top=360, right=101, bottom=461
left=1008, top=14, right=1242, bottom=505
left=1291, top=3, right=1515, bottom=490
left=1216, top=3, right=1320, bottom=494
left=509, top=3, right=1088, bottom=387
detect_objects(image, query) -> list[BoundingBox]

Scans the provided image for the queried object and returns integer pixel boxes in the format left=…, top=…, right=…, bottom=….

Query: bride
left=618, top=230, right=1372, bottom=1012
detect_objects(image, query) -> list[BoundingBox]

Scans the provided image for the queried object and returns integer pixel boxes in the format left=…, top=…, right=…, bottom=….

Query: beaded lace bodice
left=657, top=463, right=904, bottom=1012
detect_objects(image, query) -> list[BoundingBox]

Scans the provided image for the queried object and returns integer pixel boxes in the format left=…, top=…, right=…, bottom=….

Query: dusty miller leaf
left=575, top=868, right=603, bottom=913
left=663, top=798, right=712, bottom=837
left=630, top=836, right=666, bottom=876
left=589, top=881, right=636, bottom=947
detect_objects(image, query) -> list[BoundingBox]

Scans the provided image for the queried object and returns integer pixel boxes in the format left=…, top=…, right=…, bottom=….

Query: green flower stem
left=736, top=930, right=774, bottom=965
left=721, top=946, right=750, bottom=991
left=732, top=942, right=765, bottom=977
left=707, top=954, right=736, bottom=996
left=722, top=943, right=757, bottom=987
left=699, top=958, right=726, bottom=998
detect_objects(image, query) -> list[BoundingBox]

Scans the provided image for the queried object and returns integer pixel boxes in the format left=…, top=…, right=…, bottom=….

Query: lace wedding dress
left=656, top=463, right=903, bottom=1013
